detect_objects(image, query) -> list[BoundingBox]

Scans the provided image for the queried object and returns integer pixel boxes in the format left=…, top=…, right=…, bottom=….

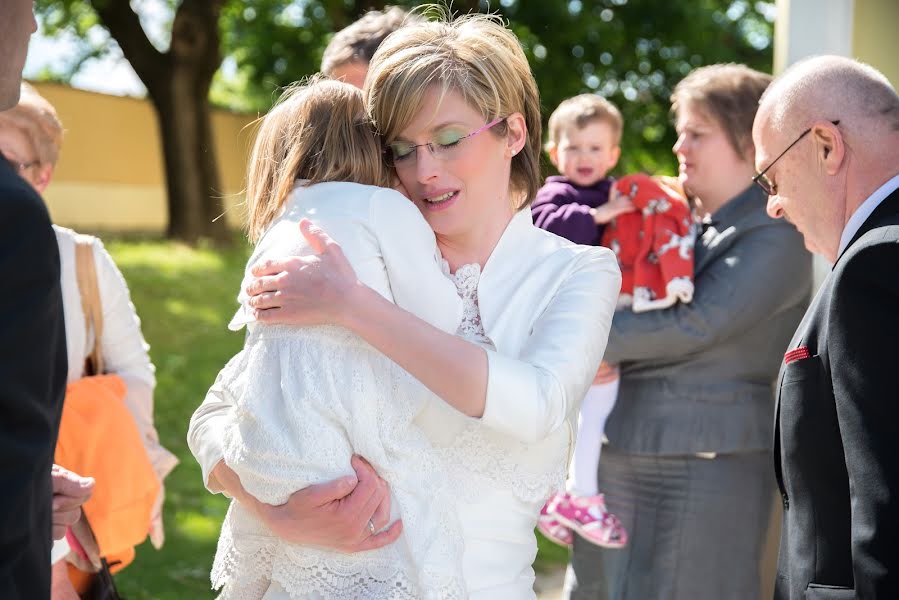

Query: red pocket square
left=784, top=346, right=811, bottom=365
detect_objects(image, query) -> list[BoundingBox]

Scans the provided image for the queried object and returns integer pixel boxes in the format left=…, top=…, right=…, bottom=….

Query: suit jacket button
left=782, top=493, right=789, bottom=509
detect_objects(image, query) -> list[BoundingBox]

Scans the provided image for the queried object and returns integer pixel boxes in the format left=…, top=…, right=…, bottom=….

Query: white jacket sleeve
left=370, top=189, right=462, bottom=334
left=480, top=248, right=621, bottom=443
left=93, top=240, right=178, bottom=479
left=187, top=363, right=235, bottom=494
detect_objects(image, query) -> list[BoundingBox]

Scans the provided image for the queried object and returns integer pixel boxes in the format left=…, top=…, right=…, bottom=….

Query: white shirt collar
left=838, top=173, right=899, bottom=256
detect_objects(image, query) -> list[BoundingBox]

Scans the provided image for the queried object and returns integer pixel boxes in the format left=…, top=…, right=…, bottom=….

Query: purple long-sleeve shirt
left=531, top=175, right=613, bottom=245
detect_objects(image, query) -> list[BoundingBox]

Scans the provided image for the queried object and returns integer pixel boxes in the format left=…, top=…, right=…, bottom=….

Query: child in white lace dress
left=209, top=77, right=466, bottom=599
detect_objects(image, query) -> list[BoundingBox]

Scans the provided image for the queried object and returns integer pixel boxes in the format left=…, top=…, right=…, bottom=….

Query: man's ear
left=504, top=112, right=527, bottom=158
left=34, top=163, right=53, bottom=194
left=813, top=121, right=845, bottom=175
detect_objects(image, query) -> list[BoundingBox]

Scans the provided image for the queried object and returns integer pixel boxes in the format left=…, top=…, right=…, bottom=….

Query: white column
left=774, top=0, right=855, bottom=289
left=774, top=0, right=854, bottom=73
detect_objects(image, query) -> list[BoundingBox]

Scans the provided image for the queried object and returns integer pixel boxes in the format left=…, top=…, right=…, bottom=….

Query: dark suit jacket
left=774, top=185, right=899, bottom=600
left=0, top=156, right=67, bottom=598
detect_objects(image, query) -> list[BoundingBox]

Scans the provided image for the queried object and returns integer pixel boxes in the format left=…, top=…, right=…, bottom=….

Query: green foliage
left=33, top=0, right=772, bottom=174
left=498, top=0, right=775, bottom=175
left=214, top=0, right=775, bottom=175
left=33, top=0, right=112, bottom=76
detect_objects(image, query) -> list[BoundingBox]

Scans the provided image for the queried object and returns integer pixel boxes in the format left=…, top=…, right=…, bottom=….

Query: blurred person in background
left=320, top=5, right=421, bottom=88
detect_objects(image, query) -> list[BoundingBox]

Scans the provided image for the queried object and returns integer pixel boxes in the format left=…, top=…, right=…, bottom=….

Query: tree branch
left=89, top=0, right=166, bottom=90
left=171, top=0, right=225, bottom=83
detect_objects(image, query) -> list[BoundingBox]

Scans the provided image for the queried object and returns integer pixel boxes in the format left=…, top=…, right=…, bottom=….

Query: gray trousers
left=564, top=447, right=774, bottom=600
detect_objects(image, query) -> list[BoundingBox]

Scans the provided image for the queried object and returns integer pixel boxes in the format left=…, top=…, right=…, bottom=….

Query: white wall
left=773, top=0, right=855, bottom=289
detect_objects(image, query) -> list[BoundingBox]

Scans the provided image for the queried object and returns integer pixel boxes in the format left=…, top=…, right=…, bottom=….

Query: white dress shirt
left=838, top=174, right=899, bottom=256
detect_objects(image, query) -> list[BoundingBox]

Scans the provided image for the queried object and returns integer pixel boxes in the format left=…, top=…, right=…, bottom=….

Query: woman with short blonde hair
left=191, top=11, right=621, bottom=599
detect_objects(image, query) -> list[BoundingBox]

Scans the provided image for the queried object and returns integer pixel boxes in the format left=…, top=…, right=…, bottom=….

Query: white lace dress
left=209, top=182, right=467, bottom=600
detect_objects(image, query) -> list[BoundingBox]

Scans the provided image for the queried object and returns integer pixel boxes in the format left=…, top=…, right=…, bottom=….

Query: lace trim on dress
left=212, top=505, right=466, bottom=600
left=438, top=424, right=567, bottom=504
left=440, top=262, right=568, bottom=505
left=445, top=262, right=491, bottom=345
left=213, top=325, right=466, bottom=599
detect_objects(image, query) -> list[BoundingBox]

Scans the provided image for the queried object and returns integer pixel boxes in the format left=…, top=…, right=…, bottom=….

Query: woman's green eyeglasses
left=384, top=117, right=506, bottom=169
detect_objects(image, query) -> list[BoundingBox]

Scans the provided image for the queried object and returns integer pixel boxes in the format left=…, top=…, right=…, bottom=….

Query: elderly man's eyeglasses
left=384, top=117, right=506, bottom=169
left=752, top=120, right=840, bottom=195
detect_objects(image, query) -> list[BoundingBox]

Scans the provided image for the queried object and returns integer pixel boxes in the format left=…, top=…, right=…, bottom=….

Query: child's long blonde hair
left=246, top=76, right=388, bottom=242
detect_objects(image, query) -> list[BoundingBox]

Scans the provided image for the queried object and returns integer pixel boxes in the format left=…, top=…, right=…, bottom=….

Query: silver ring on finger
left=367, top=519, right=376, bottom=535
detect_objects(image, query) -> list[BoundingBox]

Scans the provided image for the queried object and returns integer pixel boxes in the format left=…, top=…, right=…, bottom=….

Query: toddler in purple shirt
left=532, top=94, right=635, bottom=246
left=533, top=94, right=631, bottom=550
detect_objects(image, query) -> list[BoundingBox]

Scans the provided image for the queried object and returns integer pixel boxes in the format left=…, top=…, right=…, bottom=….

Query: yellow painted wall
left=29, top=82, right=257, bottom=233
left=853, top=0, right=899, bottom=88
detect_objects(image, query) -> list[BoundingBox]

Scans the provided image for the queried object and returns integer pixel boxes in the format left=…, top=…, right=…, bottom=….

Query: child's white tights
left=567, top=379, right=619, bottom=497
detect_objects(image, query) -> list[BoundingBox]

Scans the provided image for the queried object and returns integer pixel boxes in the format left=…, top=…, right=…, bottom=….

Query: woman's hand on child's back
left=215, top=455, right=401, bottom=552
left=248, top=219, right=363, bottom=327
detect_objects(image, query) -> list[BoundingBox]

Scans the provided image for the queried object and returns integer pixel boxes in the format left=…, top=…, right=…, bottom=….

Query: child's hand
left=593, top=361, right=620, bottom=385
left=591, top=188, right=637, bottom=225
left=655, top=175, right=687, bottom=200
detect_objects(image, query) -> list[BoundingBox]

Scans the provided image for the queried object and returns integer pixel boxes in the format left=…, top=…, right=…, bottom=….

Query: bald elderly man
left=752, top=56, right=899, bottom=600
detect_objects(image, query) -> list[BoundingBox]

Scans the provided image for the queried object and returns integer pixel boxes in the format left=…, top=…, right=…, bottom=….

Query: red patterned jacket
left=600, top=173, right=696, bottom=312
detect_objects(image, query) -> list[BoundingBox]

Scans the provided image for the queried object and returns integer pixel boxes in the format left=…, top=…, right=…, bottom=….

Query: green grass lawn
left=104, top=237, right=567, bottom=597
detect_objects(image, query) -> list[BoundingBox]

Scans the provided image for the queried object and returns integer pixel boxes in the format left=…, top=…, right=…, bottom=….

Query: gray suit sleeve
left=604, top=221, right=810, bottom=364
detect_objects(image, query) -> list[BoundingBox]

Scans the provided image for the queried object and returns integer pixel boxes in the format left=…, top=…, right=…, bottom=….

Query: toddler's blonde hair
left=546, top=94, right=623, bottom=150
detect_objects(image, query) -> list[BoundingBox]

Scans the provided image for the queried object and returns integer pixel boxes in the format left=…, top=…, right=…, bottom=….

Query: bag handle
left=74, top=234, right=105, bottom=376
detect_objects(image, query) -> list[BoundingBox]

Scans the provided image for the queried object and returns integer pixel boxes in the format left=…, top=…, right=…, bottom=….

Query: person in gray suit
left=564, top=64, right=812, bottom=600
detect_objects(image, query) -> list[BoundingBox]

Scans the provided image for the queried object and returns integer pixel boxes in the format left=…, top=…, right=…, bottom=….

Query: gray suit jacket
left=603, top=185, right=811, bottom=455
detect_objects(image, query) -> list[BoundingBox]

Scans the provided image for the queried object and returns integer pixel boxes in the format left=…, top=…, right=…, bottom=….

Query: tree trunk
left=152, top=72, right=228, bottom=243
left=92, top=0, right=228, bottom=244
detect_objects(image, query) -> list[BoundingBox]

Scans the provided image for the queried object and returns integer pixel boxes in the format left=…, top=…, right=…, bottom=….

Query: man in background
left=0, top=1, right=73, bottom=597
left=321, top=6, right=420, bottom=88
left=753, top=55, right=899, bottom=599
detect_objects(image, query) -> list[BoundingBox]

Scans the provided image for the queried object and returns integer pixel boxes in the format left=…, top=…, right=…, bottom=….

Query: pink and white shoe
left=537, top=494, right=573, bottom=548
left=552, top=492, right=628, bottom=549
